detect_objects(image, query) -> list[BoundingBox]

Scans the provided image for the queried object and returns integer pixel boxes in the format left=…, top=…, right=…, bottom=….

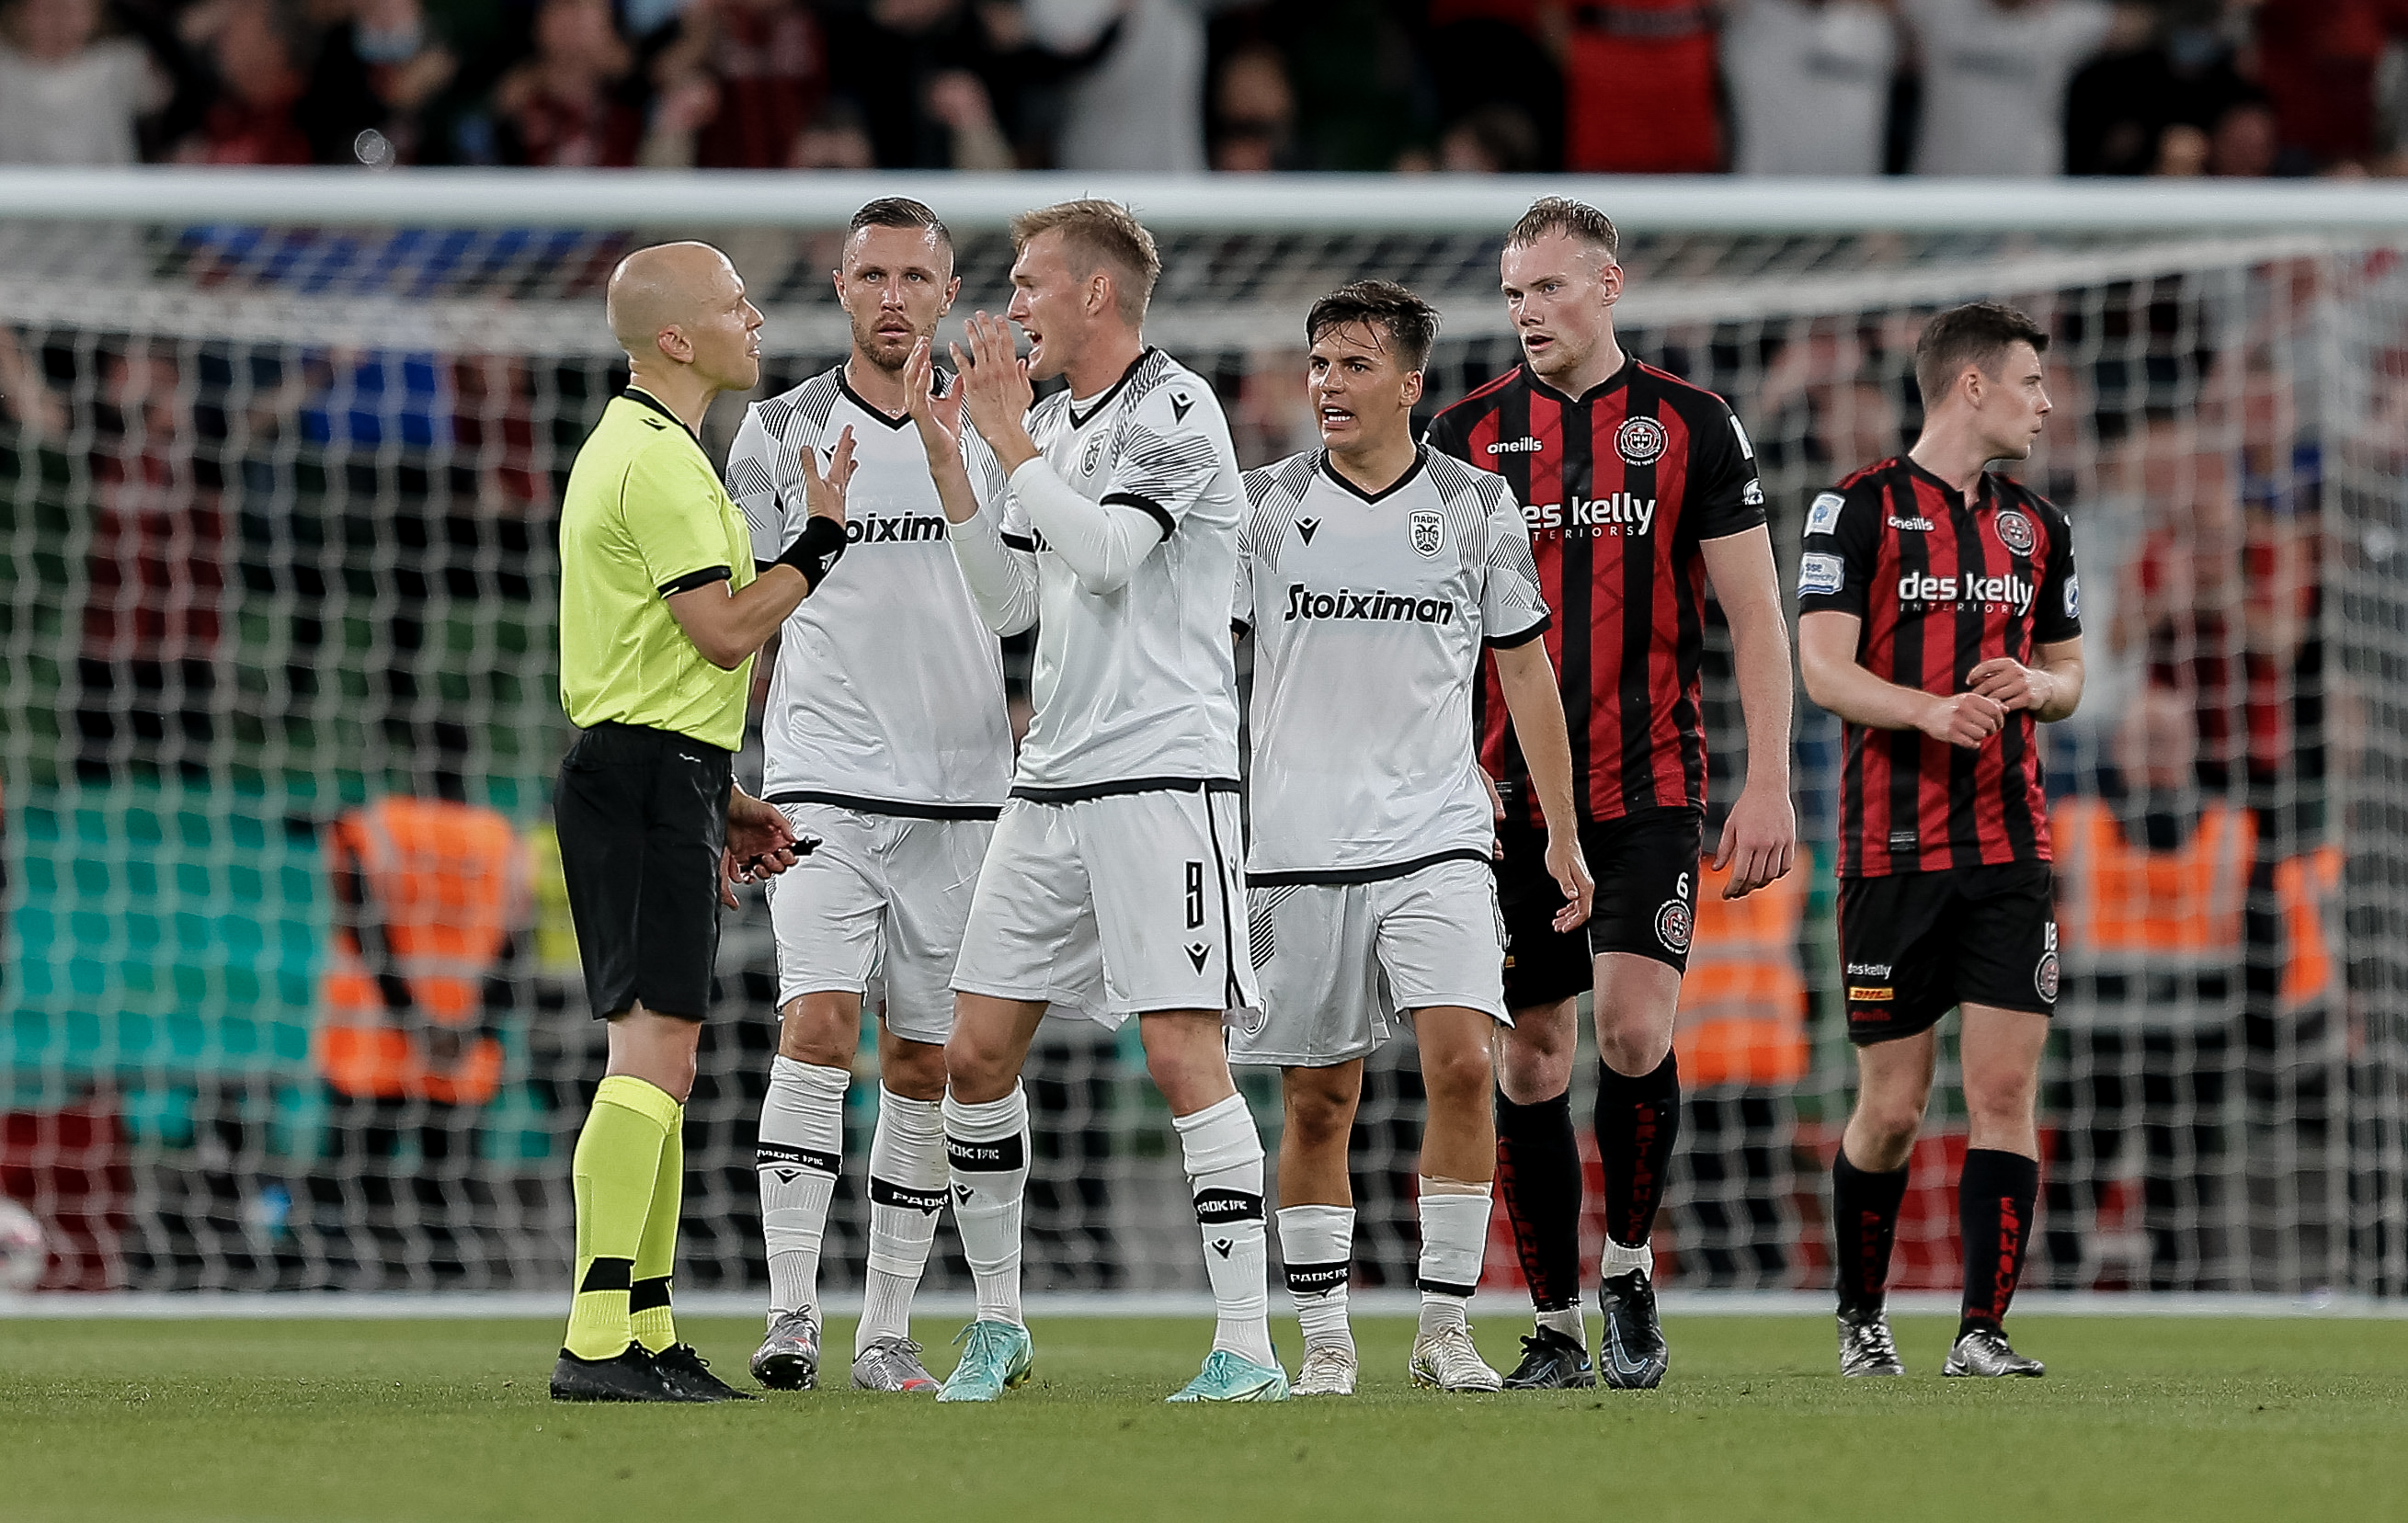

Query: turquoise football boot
left=1166, top=1349, right=1290, bottom=1403
left=935, top=1320, right=1033, bottom=1403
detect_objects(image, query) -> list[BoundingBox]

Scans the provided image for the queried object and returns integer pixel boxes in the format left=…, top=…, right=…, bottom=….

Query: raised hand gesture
left=904, top=336, right=963, bottom=464
left=950, top=311, right=1037, bottom=469
left=798, top=423, right=858, bottom=529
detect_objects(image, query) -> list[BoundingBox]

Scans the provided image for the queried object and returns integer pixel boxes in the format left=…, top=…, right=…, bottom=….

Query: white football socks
left=758, top=1056, right=849, bottom=1322
left=944, top=1083, right=1030, bottom=1328
left=1417, top=1178, right=1493, bottom=1336
left=1602, top=1235, right=1656, bottom=1277
left=859, top=1086, right=946, bottom=1353
left=1277, top=1203, right=1356, bottom=1354
left=1175, top=1093, right=1275, bottom=1368
left=1537, top=1305, right=1587, bottom=1343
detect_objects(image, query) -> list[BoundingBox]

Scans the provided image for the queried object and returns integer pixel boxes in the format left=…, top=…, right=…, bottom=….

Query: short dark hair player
left=1797, top=301, right=2085, bottom=1379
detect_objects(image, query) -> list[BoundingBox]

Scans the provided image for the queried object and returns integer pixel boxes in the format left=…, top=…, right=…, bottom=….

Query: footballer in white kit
left=1231, top=282, right=1592, bottom=1398
left=722, top=200, right=1013, bottom=1396
left=907, top=199, right=1283, bottom=1406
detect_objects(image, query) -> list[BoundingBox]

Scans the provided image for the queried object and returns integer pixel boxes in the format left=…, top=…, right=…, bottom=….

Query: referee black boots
left=550, top=1343, right=718, bottom=1403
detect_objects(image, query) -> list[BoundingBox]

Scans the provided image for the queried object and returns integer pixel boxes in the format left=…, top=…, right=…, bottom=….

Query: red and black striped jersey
left=1426, top=357, right=1765, bottom=827
left=1797, top=455, right=2082, bottom=878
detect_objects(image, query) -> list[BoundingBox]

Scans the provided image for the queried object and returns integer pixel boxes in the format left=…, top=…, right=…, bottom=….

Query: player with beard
left=907, top=199, right=1283, bottom=1403
left=1798, top=302, right=2083, bottom=1379
left=725, top=199, right=1014, bottom=1394
left=1426, top=198, right=1796, bottom=1390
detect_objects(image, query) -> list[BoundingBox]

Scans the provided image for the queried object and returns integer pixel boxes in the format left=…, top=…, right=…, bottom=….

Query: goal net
left=1, top=173, right=2402, bottom=1303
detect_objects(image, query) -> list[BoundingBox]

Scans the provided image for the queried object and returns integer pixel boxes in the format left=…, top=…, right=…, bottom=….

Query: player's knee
left=1962, top=1067, right=2038, bottom=1131
left=1850, top=1095, right=1924, bottom=1158
left=881, top=1037, right=948, bottom=1101
left=1596, top=1024, right=1672, bottom=1080
left=1282, top=1077, right=1357, bottom=1150
left=777, top=995, right=860, bottom=1067
left=1422, top=1042, right=1493, bottom=1112
left=1496, top=1020, right=1575, bottom=1101
left=943, top=1027, right=1011, bottom=1103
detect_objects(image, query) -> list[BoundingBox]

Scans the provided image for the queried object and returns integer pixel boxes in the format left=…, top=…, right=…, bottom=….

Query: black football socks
left=1831, top=1146, right=1910, bottom=1316
left=1495, top=1089, right=1584, bottom=1315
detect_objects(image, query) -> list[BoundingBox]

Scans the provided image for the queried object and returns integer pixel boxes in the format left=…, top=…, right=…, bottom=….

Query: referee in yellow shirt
left=550, top=242, right=857, bottom=1403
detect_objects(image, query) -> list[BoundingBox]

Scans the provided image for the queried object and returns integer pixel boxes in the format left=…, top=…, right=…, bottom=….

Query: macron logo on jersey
left=1284, top=583, right=1458, bottom=625
left=1525, top=492, right=1657, bottom=537
left=1897, top=570, right=2035, bottom=615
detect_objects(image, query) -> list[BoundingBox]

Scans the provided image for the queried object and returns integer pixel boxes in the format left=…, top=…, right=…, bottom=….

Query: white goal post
left=0, top=171, right=2400, bottom=1304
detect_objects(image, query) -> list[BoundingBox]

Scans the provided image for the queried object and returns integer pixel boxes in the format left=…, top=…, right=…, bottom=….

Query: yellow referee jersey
left=557, top=387, right=756, bottom=751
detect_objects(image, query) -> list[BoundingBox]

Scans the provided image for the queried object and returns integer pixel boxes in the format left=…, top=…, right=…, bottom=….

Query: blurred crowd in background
left=0, top=0, right=2403, bottom=179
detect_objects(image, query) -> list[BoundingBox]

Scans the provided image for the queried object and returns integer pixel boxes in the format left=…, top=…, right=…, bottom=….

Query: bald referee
left=550, top=242, right=857, bottom=1403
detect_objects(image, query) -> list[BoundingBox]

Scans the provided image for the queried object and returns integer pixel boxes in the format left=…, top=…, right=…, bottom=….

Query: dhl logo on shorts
left=1847, top=985, right=1894, bottom=1003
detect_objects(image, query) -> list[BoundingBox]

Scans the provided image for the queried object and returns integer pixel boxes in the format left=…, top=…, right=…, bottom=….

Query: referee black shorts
left=555, top=721, right=731, bottom=1022
left=1497, top=804, right=1705, bottom=1010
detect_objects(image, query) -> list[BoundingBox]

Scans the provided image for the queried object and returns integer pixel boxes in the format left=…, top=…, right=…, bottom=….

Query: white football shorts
left=949, top=783, right=1256, bottom=1027
left=765, top=802, right=993, bottom=1047
left=1231, top=854, right=1510, bottom=1068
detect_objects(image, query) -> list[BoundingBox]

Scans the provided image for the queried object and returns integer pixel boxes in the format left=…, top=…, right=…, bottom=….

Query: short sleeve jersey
left=1425, top=357, right=1765, bottom=828
left=1234, top=447, right=1549, bottom=882
left=557, top=388, right=756, bottom=751
left=999, top=347, right=1244, bottom=794
left=726, top=366, right=1014, bottom=814
left=1797, top=454, right=2081, bottom=878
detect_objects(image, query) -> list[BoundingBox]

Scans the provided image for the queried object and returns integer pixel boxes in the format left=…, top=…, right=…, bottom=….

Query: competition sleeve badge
left=1409, top=508, right=1444, bottom=558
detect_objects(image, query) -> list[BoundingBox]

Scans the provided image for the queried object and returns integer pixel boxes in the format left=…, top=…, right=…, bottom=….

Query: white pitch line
left=6, top=1289, right=2403, bottom=1320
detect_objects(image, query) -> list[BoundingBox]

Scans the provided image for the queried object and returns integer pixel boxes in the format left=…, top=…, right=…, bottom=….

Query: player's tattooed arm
left=1798, top=611, right=2005, bottom=747
left=1699, top=525, right=1796, bottom=898
left=1969, top=637, right=2085, bottom=723
left=1491, top=640, right=1596, bottom=932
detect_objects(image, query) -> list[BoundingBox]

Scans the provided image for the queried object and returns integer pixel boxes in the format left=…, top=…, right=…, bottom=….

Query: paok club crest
left=1409, top=508, right=1444, bottom=558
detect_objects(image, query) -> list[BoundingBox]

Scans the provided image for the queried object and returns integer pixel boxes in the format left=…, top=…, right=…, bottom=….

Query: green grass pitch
left=7, top=1314, right=2407, bottom=1522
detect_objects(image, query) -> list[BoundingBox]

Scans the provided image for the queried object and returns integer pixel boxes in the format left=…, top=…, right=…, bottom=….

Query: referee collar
left=1521, top=352, right=1637, bottom=407
left=623, top=386, right=695, bottom=437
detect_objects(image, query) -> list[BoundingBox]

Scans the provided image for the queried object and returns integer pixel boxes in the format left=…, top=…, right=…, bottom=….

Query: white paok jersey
left=727, top=365, right=1013, bottom=815
left=1002, top=347, right=1245, bottom=794
left=1235, top=446, right=1550, bottom=882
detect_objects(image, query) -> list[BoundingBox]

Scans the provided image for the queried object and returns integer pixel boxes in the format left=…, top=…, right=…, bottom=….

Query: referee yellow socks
left=631, top=1098, right=685, bottom=1355
left=565, top=1075, right=682, bottom=1361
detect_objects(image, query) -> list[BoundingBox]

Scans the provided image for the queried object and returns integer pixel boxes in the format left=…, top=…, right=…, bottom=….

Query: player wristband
left=775, top=515, right=848, bottom=591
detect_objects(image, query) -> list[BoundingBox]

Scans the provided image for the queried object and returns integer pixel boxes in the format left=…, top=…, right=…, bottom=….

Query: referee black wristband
left=776, top=515, right=848, bottom=591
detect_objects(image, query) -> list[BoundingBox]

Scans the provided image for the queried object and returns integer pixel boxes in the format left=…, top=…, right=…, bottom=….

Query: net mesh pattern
left=0, top=214, right=2401, bottom=1300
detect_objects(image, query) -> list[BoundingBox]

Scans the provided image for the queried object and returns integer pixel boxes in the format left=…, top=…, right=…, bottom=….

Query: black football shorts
left=555, top=721, right=731, bottom=1022
left=1837, top=860, right=2057, bottom=1045
left=1497, top=805, right=1704, bottom=1010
